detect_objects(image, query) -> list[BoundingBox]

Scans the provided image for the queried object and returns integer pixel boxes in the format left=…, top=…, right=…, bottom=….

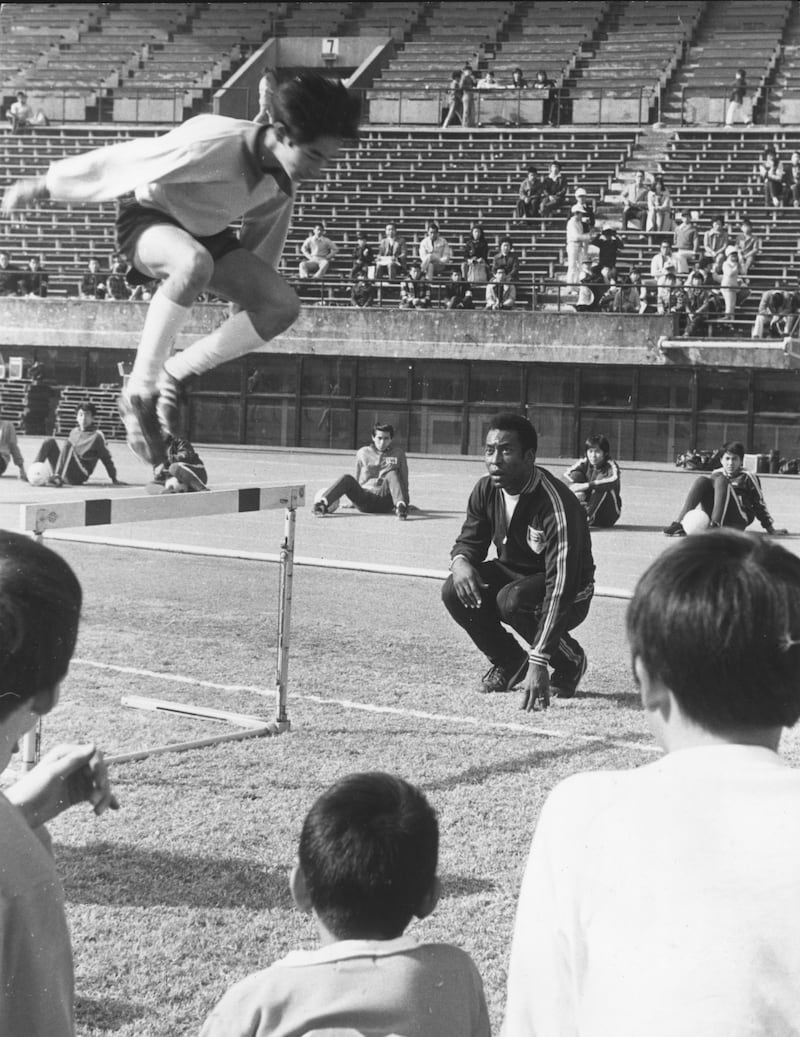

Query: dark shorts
left=115, top=196, right=243, bottom=285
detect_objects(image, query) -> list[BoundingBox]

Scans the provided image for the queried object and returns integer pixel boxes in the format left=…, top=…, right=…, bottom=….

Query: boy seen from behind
left=504, top=530, right=800, bottom=1036
left=200, top=771, right=490, bottom=1037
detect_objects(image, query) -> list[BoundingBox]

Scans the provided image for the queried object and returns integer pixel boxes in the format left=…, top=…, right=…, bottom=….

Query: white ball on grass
left=27, top=461, right=51, bottom=486
left=681, top=507, right=711, bottom=535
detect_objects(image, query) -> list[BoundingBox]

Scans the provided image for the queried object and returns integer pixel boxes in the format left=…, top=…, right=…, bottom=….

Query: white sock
left=164, top=311, right=266, bottom=382
left=127, top=292, right=193, bottom=396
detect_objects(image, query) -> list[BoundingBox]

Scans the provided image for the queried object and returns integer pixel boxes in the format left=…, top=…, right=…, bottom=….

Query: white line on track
left=72, top=658, right=659, bottom=755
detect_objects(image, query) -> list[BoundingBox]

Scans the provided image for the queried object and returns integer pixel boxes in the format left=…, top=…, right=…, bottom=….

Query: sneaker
left=312, top=500, right=329, bottom=517
left=396, top=501, right=408, bottom=520
left=156, top=372, right=184, bottom=437
left=119, top=392, right=167, bottom=466
left=663, top=520, right=686, bottom=537
left=550, top=648, right=587, bottom=699
left=480, top=651, right=529, bottom=694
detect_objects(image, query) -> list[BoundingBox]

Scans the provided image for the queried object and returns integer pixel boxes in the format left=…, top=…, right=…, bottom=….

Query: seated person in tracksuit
left=563, top=434, right=622, bottom=528
left=313, top=422, right=410, bottom=520
left=33, top=400, right=120, bottom=487
left=150, top=435, right=208, bottom=493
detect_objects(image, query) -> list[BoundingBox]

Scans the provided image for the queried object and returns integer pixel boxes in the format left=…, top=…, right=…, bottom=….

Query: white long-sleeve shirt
left=44, top=114, right=294, bottom=267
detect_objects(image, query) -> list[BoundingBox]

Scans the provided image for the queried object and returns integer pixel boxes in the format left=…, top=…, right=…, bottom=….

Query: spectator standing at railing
left=105, top=254, right=132, bottom=300
left=649, top=240, right=676, bottom=281
left=460, top=224, right=489, bottom=284
left=485, top=268, right=515, bottom=310
left=719, top=245, right=742, bottom=321
left=751, top=288, right=800, bottom=338
left=673, top=210, right=700, bottom=274
left=516, top=167, right=544, bottom=220
left=79, top=257, right=107, bottom=300
left=541, top=161, right=569, bottom=219
left=702, top=216, right=729, bottom=279
left=565, top=208, right=592, bottom=291
left=590, top=224, right=623, bottom=279
left=725, top=68, right=752, bottom=128
left=574, top=260, right=607, bottom=312
left=374, top=222, right=406, bottom=279
left=459, top=64, right=477, bottom=128
left=299, top=223, right=338, bottom=279
left=255, top=67, right=277, bottom=126
left=399, top=261, right=431, bottom=309
left=532, top=70, right=557, bottom=125
left=734, top=219, right=760, bottom=276
left=620, top=169, right=650, bottom=230
left=441, top=71, right=463, bottom=128
left=0, top=250, right=20, bottom=296
left=19, top=256, right=48, bottom=298
left=646, top=176, right=672, bottom=233
left=418, top=222, right=451, bottom=281
left=573, top=187, right=595, bottom=229
left=678, top=270, right=716, bottom=337
left=657, top=268, right=681, bottom=316
left=760, top=148, right=785, bottom=208
left=349, top=231, right=374, bottom=280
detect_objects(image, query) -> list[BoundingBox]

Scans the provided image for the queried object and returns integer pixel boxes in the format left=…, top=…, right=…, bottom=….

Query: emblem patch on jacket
left=527, top=525, right=545, bottom=554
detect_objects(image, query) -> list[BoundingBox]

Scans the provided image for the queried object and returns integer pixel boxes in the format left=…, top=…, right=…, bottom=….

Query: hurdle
left=18, top=483, right=305, bottom=768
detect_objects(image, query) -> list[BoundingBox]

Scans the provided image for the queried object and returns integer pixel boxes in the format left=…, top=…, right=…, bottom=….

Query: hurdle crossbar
left=19, top=483, right=304, bottom=768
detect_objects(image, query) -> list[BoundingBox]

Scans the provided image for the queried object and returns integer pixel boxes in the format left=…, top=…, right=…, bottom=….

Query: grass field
left=2, top=444, right=799, bottom=1035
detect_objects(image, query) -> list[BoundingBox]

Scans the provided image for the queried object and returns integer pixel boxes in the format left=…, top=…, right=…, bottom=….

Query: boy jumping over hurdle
left=1, top=74, right=361, bottom=468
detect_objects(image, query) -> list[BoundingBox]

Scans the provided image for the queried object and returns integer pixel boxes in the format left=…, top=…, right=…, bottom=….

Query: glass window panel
left=527, top=366, right=575, bottom=406
left=246, top=402, right=296, bottom=446
left=300, top=405, right=352, bottom=449
left=753, top=372, right=800, bottom=415
left=408, top=407, right=463, bottom=454
left=695, top=418, right=748, bottom=450
left=579, top=412, right=634, bottom=460
left=87, top=349, right=134, bottom=388
left=412, top=361, right=466, bottom=402
left=751, top=417, right=800, bottom=456
left=696, top=370, right=749, bottom=412
left=357, top=359, right=409, bottom=399
left=43, top=349, right=83, bottom=386
left=634, top=413, right=693, bottom=463
left=638, top=368, right=692, bottom=410
left=190, top=397, right=240, bottom=444
left=195, top=360, right=241, bottom=393
left=528, top=407, right=575, bottom=458
left=246, top=356, right=296, bottom=395
left=301, top=357, right=354, bottom=397
left=356, top=407, right=408, bottom=447
left=580, top=368, right=633, bottom=408
left=469, top=363, right=522, bottom=405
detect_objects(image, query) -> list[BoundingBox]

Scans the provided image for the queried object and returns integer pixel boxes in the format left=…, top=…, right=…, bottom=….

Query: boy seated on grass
left=0, top=531, right=118, bottom=1037
left=32, top=400, right=122, bottom=487
left=200, top=771, right=490, bottom=1037
left=503, top=530, right=800, bottom=1036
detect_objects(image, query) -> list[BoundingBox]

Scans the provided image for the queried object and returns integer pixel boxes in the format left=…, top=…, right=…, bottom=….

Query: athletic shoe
left=550, top=648, right=587, bottom=699
left=480, top=650, right=529, bottom=694
left=663, top=520, right=686, bottom=537
left=396, top=501, right=408, bottom=520
left=312, top=500, right=329, bottom=517
left=156, top=372, right=184, bottom=437
left=119, top=392, right=167, bottom=466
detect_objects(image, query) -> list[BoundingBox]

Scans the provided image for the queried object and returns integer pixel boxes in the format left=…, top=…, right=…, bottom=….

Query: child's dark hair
left=298, top=772, right=439, bottom=939
left=272, top=72, right=361, bottom=142
left=722, top=440, right=745, bottom=460
left=488, top=412, right=538, bottom=454
left=585, top=434, right=610, bottom=459
left=78, top=400, right=96, bottom=416
left=0, top=532, right=82, bottom=720
left=627, top=530, right=800, bottom=730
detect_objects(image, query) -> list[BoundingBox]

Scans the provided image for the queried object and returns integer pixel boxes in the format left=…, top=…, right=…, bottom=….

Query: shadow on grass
left=578, top=689, right=642, bottom=708
left=425, top=740, right=604, bottom=793
left=440, top=873, right=497, bottom=897
left=57, top=843, right=293, bottom=910
left=75, top=995, right=145, bottom=1032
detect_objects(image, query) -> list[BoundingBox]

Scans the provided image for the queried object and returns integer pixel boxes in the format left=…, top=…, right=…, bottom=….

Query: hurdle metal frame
left=19, top=483, right=305, bottom=767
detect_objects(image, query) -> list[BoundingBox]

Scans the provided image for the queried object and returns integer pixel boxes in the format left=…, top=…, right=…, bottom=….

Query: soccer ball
left=681, top=507, right=710, bottom=535
left=27, top=461, right=51, bottom=486
left=164, top=476, right=187, bottom=493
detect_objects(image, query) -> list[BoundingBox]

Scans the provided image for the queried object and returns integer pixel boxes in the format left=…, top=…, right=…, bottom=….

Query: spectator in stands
left=418, top=222, right=451, bottom=281
left=575, top=260, right=607, bottom=312
left=620, top=170, right=650, bottom=230
left=0, top=393, right=27, bottom=481
left=350, top=275, right=375, bottom=308
left=255, top=67, right=277, bottom=125
left=460, top=224, right=489, bottom=284
left=79, top=257, right=107, bottom=300
left=628, top=268, right=649, bottom=312
left=678, top=269, right=717, bottom=337
left=459, top=64, right=477, bottom=128
left=349, top=231, right=374, bottom=280
left=646, top=176, right=672, bottom=232
left=541, top=161, right=569, bottom=219
left=734, top=218, right=760, bottom=276
left=299, top=223, right=338, bottom=279
left=783, top=152, right=800, bottom=207
left=719, top=245, right=743, bottom=321
left=532, top=70, right=557, bottom=125
left=573, top=187, right=595, bottom=229
left=751, top=289, right=800, bottom=338
left=32, top=400, right=121, bottom=487
left=673, top=210, right=700, bottom=274
left=477, top=70, right=501, bottom=90
left=656, top=268, right=681, bottom=315
left=566, top=208, right=592, bottom=291
left=19, top=256, right=48, bottom=298
left=650, top=240, right=676, bottom=281
left=106, top=254, right=132, bottom=300
left=702, top=216, right=729, bottom=278
left=444, top=271, right=474, bottom=310
left=441, top=71, right=463, bottom=128
left=399, top=261, right=431, bottom=309
left=760, top=148, right=785, bottom=207
left=511, top=68, right=527, bottom=90
left=590, top=224, right=623, bottom=278
left=21, top=365, right=56, bottom=435
left=5, top=90, right=48, bottom=133
left=374, top=222, right=406, bottom=279
left=491, top=236, right=519, bottom=284
left=485, top=268, right=515, bottom=310
left=0, top=250, right=20, bottom=296
left=725, top=68, right=752, bottom=128
left=516, top=167, right=544, bottom=220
